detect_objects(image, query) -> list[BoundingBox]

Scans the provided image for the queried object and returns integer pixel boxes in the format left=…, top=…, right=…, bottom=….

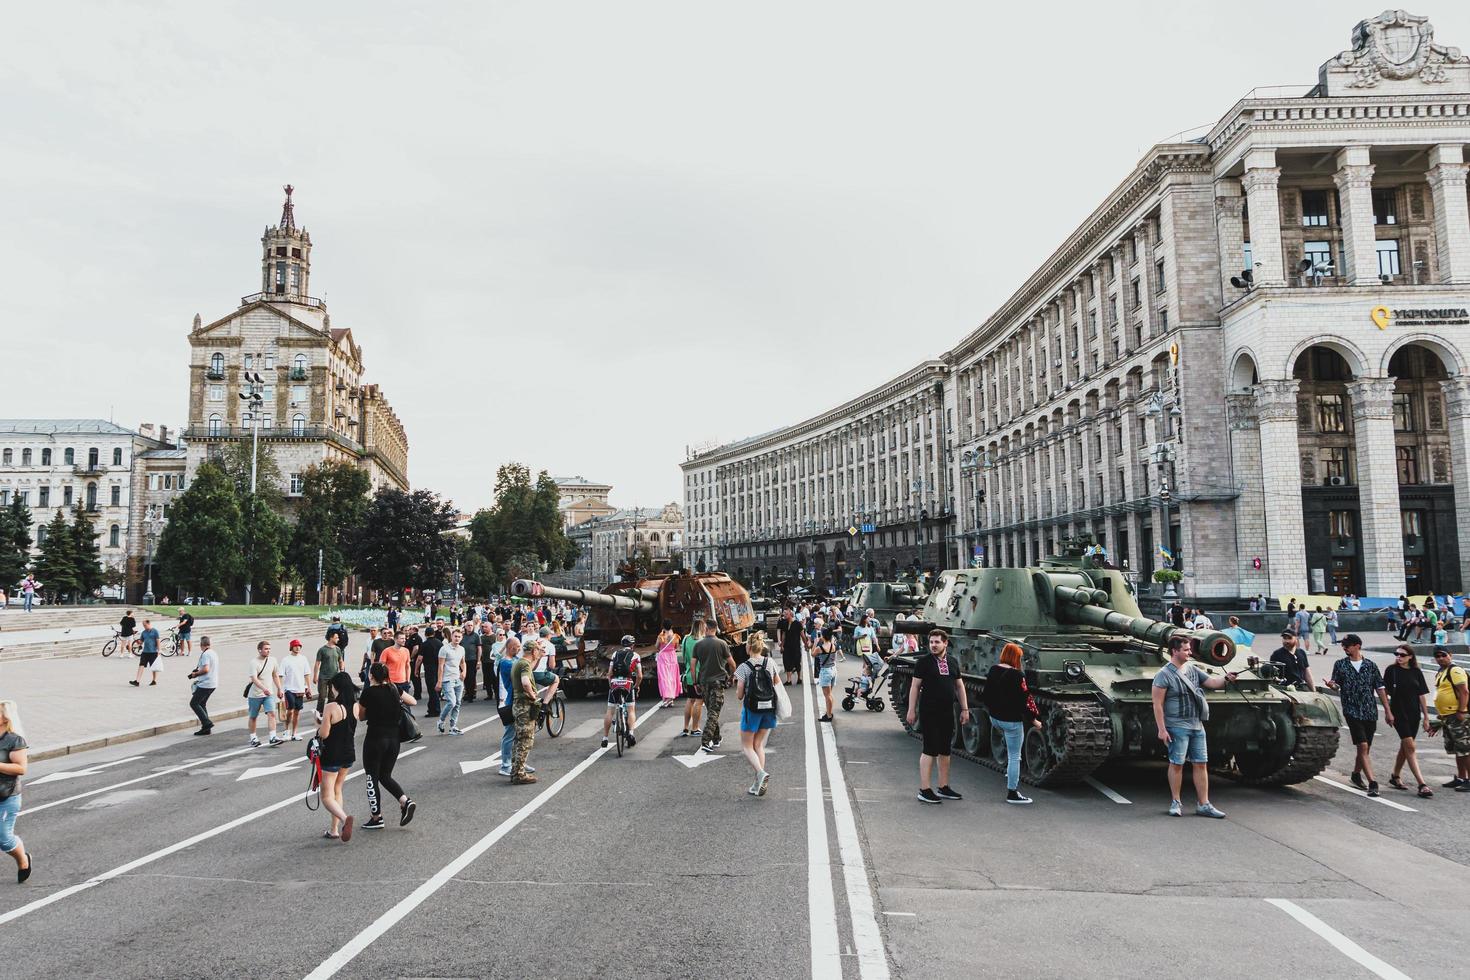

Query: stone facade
left=555, top=475, right=614, bottom=528
left=684, top=13, right=1470, bottom=600
left=548, top=503, right=684, bottom=588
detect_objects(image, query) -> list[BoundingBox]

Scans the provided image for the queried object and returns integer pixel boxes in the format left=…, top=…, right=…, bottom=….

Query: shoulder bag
left=243, top=660, right=267, bottom=699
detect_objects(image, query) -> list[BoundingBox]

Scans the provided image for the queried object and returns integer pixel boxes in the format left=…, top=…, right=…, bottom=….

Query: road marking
left=19, top=745, right=257, bottom=816
left=567, top=718, right=604, bottom=739
left=802, top=664, right=844, bottom=980
left=1084, top=776, right=1132, bottom=805
left=0, top=745, right=424, bottom=927
left=674, top=752, right=725, bottom=769
left=881, top=911, right=916, bottom=917
left=1312, top=775, right=1417, bottom=812
left=237, top=758, right=305, bottom=781
left=27, top=755, right=146, bottom=786
left=1266, top=899, right=1413, bottom=980
left=457, top=715, right=500, bottom=734
left=821, top=713, right=891, bottom=979
left=304, top=704, right=664, bottom=979
left=459, top=751, right=504, bottom=775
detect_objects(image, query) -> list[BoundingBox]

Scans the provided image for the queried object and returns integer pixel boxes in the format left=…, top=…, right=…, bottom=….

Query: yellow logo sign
left=1371, top=306, right=1391, bottom=330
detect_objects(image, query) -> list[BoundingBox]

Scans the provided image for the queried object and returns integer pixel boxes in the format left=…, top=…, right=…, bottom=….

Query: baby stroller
left=841, top=652, right=889, bottom=712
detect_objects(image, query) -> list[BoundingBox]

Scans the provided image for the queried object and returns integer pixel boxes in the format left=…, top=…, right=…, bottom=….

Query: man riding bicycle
left=601, top=635, right=643, bottom=749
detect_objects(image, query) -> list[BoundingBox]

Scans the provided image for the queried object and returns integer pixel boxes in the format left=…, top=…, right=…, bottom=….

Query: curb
left=29, top=707, right=252, bottom=762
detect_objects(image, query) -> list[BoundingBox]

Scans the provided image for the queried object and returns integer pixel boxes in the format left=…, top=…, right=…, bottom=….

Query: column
left=1441, top=378, right=1470, bottom=589
left=1253, top=380, right=1308, bottom=594
left=1334, top=146, right=1379, bottom=285
left=1226, top=393, right=1269, bottom=596
left=1241, top=148, right=1286, bottom=286
left=1214, top=177, right=1246, bottom=296
left=1427, top=144, right=1470, bottom=285
left=1346, top=377, right=1407, bottom=596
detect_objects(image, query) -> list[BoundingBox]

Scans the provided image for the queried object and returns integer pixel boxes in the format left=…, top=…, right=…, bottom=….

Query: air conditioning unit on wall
left=1325, top=476, right=1347, bottom=487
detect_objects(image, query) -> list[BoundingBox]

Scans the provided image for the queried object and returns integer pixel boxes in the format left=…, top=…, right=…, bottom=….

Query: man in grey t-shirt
left=187, top=636, right=219, bottom=736
left=1151, top=633, right=1236, bottom=818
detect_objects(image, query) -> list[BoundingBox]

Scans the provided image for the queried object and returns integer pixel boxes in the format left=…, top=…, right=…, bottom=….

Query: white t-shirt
left=280, top=653, right=310, bottom=693
left=247, top=656, right=278, bottom=696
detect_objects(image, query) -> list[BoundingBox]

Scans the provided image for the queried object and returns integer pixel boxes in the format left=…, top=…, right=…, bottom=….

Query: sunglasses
left=1395, top=651, right=1412, bottom=657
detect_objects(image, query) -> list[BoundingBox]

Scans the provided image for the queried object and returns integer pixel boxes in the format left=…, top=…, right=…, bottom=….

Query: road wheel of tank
left=1018, top=697, right=1113, bottom=786
left=960, top=705, right=988, bottom=757
left=1223, top=725, right=1341, bottom=786
left=1022, top=724, right=1055, bottom=783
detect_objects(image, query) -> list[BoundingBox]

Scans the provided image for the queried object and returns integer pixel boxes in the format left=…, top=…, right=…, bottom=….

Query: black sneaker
left=601, top=738, right=609, bottom=748
left=1458, top=783, right=1470, bottom=793
left=1006, top=789, right=1033, bottom=805
left=1367, top=781, right=1380, bottom=798
left=917, top=788, right=942, bottom=805
left=1350, top=771, right=1367, bottom=791
left=399, top=799, right=416, bottom=827
left=1445, top=777, right=1466, bottom=789
left=362, top=817, right=385, bottom=830
left=625, top=735, right=636, bottom=748
left=935, top=785, right=963, bottom=801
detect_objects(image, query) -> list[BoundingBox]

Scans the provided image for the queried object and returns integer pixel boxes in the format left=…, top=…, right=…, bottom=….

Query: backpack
left=611, top=647, right=635, bottom=679
left=745, top=657, right=777, bottom=712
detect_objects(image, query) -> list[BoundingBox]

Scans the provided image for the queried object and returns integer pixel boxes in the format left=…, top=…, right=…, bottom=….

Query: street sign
left=848, top=525, right=858, bottom=537
left=860, top=523, right=875, bottom=534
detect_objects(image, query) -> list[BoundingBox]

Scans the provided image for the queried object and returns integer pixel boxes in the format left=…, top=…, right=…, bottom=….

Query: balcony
left=72, top=462, right=106, bottom=477
left=290, top=368, right=308, bottom=381
left=184, top=424, right=363, bottom=455
left=240, top=291, right=325, bottom=309
left=205, top=369, right=225, bottom=380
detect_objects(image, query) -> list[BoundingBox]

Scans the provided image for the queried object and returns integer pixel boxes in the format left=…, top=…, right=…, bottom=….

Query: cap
left=621, top=634, right=636, bottom=645
left=1280, top=630, right=1295, bottom=639
left=539, top=627, right=551, bottom=637
left=289, top=639, right=302, bottom=649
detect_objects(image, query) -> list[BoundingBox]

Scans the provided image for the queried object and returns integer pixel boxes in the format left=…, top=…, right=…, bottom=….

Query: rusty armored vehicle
left=886, top=550, right=1343, bottom=787
left=511, top=570, right=756, bottom=696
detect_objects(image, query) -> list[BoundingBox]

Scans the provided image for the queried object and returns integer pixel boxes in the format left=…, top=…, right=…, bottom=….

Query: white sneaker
left=290, top=735, right=303, bottom=741
left=248, top=736, right=260, bottom=748
left=498, top=767, right=511, bottom=776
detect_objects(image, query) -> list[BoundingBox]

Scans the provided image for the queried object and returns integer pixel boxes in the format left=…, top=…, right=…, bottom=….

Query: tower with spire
left=259, top=184, right=313, bottom=302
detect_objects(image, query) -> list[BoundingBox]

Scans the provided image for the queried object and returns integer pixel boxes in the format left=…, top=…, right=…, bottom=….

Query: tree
left=468, top=463, right=578, bottom=587
left=347, top=487, right=457, bottom=598
left=69, top=505, right=105, bottom=597
left=0, top=497, right=34, bottom=586
left=457, top=538, right=497, bottom=599
left=214, top=441, right=285, bottom=505
left=287, top=460, right=372, bottom=603
left=156, top=461, right=243, bottom=600
left=241, top=498, right=289, bottom=602
left=32, top=510, right=79, bottom=601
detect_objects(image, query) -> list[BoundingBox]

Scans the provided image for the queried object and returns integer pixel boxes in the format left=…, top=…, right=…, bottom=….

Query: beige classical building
left=551, top=503, right=685, bottom=587
left=555, top=475, right=615, bottom=528
left=184, top=186, right=409, bottom=498
left=684, top=11, right=1470, bottom=601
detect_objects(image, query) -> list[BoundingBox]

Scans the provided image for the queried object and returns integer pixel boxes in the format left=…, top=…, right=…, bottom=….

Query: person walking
left=1152, top=633, right=1236, bottom=817
left=1294, top=605, right=1313, bottom=653
left=130, top=618, right=163, bottom=687
left=0, top=700, right=32, bottom=882
left=186, top=636, right=219, bottom=736
left=812, top=627, right=839, bottom=722
left=176, top=607, right=195, bottom=657
left=381, top=631, right=411, bottom=695
left=734, top=633, right=781, bottom=796
left=1430, top=647, right=1470, bottom=791
left=1383, top=645, right=1433, bottom=798
left=484, top=625, right=505, bottom=703
left=1326, top=606, right=1340, bottom=647
left=509, top=639, right=541, bottom=784
left=496, top=636, right=525, bottom=777
left=280, top=639, right=312, bottom=741
left=316, top=671, right=358, bottom=842
left=654, top=621, right=682, bottom=708
left=679, top=620, right=704, bottom=739
left=461, top=622, right=481, bottom=703
left=418, top=625, right=443, bottom=718
left=778, top=608, right=803, bottom=686
left=1326, top=635, right=1390, bottom=797
left=905, top=629, right=970, bottom=805
left=356, top=662, right=417, bottom=829
left=313, top=634, right=344, bottom=721
left=982, top=643, right=1041, bottom=804
left=244, top=640, right=285, bottom=748
left=1309, top=607, right=1328, bottom=654
left=20, top=574, right=36, bottom=612
left=693, top=619, right=736, bottom=754
left=437, top=627, right=467, bottom=735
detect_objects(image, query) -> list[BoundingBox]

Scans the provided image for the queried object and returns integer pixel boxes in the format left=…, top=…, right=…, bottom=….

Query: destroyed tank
left=886, top=551, right=1342, bottom=787
left=511, top=570, right=757, bottom=696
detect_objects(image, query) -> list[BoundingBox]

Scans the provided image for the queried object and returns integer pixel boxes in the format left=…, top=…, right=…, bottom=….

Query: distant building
left=554, top=475, right=614, bottom=528
left=549, top=503, right=684, bottom=587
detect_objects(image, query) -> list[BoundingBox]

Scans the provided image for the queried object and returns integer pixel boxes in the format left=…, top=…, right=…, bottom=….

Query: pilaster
left=1214, top=178, right=1246, bottom=297
left=1242, top=148, right=1285, bottom=287
left=1440, top=378, right=1470, bottom=589
left=1334, top=146, right=1380, bottom=285
left=1347, top=377, right=1407, bottom=596
left=1427, top=144, right=1470, bottom=285
left=1227, top=393, right=1270, bottom=596
left=1254, top=380, right=1308, bottom=594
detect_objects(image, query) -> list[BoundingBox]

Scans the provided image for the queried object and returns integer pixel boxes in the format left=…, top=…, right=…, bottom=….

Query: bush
left=1152, top=569, right=1183, bottom=585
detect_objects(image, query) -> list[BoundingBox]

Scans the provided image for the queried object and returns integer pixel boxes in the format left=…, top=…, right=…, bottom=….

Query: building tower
left=259, top=184, right=313, bottom=302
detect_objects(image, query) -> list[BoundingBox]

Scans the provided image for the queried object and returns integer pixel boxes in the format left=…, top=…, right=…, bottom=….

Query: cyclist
left=601, top=635, right=643, bottom=749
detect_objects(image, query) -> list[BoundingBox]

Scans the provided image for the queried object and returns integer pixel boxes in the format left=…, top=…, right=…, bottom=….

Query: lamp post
left=1144, top=389, right=1182, bottom=599
left=959, top=450, right=992, bottom=568
left=142, top=505, right=166, bottom=605
left=911, top=478, right=931, bottom=582
left=238, top=363, right=266, bottom=605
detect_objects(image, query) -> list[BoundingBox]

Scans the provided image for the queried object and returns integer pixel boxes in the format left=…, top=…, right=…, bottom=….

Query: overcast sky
left=7, top=2, right=1468, bottom=515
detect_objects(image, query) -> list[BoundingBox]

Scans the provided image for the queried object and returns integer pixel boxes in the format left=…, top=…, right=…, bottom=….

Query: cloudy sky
left=7, top=2, right=1467, bottom=514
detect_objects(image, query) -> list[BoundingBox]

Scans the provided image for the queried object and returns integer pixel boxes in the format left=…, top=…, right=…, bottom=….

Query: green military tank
left=844, top=581, right=926, bottom=627
left=886, top=550, right=1342, bottom=787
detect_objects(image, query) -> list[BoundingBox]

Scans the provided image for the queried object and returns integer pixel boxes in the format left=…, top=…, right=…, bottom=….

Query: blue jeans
left=993, top=719, right=1025, bottom=790
left=439, top=679, right=463, bottom=729
left=500, top=717, right=514, bottom=770
left=22, top=593, right=33, bottom=611
left=0, top=794, right=20, bottom=852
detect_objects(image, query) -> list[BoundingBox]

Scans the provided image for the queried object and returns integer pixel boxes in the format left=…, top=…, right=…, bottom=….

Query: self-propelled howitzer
left=887, top=553, right=1342, bottom=787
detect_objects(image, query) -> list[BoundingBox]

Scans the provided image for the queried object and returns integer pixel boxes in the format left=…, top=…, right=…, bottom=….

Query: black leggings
left=363, top=736, right=405, bottom=816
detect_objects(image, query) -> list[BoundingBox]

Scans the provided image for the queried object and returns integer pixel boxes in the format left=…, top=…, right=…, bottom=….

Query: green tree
left=347, top=487, right=457, bottom=598
left=215, top=441, right=285, bottom=504
left=287, top=460, right=372, bottom=603
left=156, top=461, right=243, bottom=600
left=69, top=505, right=105, bottom=597
left=456, top=538, right=497, bottom=599
left=241, top=497, right=290, bottom=602
left=468, top=463, right=578, bottom=587
left=0, top=497, right=34, bottom=585
left=33, top=510, right=79, bottom=601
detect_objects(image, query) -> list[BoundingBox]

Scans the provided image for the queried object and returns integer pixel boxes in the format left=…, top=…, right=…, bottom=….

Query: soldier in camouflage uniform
left=509, top=642, right=540, bottom=784
left=693, top=619, right=736, bottom=752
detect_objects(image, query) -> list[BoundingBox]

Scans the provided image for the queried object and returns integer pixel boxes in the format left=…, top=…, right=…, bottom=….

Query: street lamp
left=142, top=504, right=166, bottom=605
left=911, top=478, right=931, bottom=581
left=1144, top=390, right=1183, bottom=599
left=238, top=364, right=265, bottom=605
left=959, top=450, right=992, bottom=568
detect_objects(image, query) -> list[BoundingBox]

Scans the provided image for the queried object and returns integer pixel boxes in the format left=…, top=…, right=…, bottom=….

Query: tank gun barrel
left=511, top=579, right=657, bottom=613
left=1052, top=584, right=1235, bottom=666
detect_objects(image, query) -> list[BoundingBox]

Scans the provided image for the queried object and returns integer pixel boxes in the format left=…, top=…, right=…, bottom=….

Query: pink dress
left=656, top=635, right=683, bottom=700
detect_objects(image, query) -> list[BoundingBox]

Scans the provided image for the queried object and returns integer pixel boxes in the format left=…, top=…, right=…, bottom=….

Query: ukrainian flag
left=1158, top=545, right=1173, bottom=562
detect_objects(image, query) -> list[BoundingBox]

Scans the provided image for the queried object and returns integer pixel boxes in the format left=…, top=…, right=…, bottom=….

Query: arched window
left=208, top=414, right=222, bottom=436
left=86, top=482, right=98, bottom=510
left=293, top=354, right=307, bottom=379
left=21, top=448, right=32, bottom=466
left=110, top=485, right=121, bottom=507
left=209, top=352, right=224, bottom=376
left=109, top=524, right=120, bottom=548
left=112, top=447, right=123, bottom=466
left=63, top=448, right=74, bottom=464
left=292, top=414, right=306, bottom=436
left=41, top=448, right=51, bottom=465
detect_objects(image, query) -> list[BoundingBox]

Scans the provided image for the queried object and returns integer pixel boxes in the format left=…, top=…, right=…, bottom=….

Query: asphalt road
left=3, top=657, right=1467, bottom=979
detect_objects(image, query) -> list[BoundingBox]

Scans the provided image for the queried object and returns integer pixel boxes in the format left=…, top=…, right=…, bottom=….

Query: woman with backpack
left=734, top=633, right=781, bottom=797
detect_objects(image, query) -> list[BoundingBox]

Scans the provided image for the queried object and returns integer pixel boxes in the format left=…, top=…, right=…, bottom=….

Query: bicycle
left=101, top=630, right=141, bottom=658
left=538, top=687, right=567, bottom=738
left=160, top=628, right=183, bottom=658
left=611, top=690, right=633, bottom=757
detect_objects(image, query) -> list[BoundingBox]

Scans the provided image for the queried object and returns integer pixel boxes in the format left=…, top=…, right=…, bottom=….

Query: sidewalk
left=0, top=622, right=360, bottom=760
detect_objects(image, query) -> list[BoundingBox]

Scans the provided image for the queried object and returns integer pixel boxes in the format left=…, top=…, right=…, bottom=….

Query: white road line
left=567, top=718, right=604, bottom=739
left=802, top=663, right=844, bottom=980
left=881, top=912, right=916, bottom=917
left=1084, top=776, right=1132, bottom=805
left=303, top=704, right=664, bottom=980
left=457, top=715, right=500, bottom=734
left=820, top=715, right=891, bottom=979
left=0, top=745, right=425, bottom=927
left=1266, top=899, right=1413, bottom=980
left=1312, top=775, right=1417, bottom=812
left=20, top=745, right=257, bottom=816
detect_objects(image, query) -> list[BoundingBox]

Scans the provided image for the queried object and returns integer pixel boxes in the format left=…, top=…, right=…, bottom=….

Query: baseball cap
left=289, top=639, right=302, bottom=649
left=539, top=627, right=551, bottom=637
left=1280, top=630, right=1294, bottom=639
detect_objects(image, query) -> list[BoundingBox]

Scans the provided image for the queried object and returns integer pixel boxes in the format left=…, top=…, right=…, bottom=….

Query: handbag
left=774, top=674, right=792, bottom=720
left=398, top=701, right=422, bottom=742
left=243, top=660, right=267, bottom=699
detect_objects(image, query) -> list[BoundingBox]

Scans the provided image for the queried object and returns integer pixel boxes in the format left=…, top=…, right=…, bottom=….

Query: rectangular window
left=1323, top=447, right=1349, bottom=481
left=1131, top=278, right=1141, bottom=308
left=63, top=485, right=72, bottom=506
left=1392, top=392, right=1415, bottom=432
left=1328, top=510, right=1355, bottom=539
left=1302, top=240, right=1333, bottom=274
left=1376, top=239, right=1401, bottom=278
left=38, top=486, right=49, bottom=507
left=209, top=385, right=223, bottom=402
left=1372, top=188, right=1397, bottom=226
left=291, top=385, right=308, bottom=406
left=1158, top=309, right=1169, bottom=331
left=1154, top=258, right=1166, bottom=292
left=265, top=352, right=276, bottom=369
left=1242, top=242, right=1253, bottom=276
left=244, top=353, right=253, bottom=370
left=1301, top=189, right=1330, bottom=227
left=290, top=473, right=304, bottom=495
left=1396, top=445, right=1420, bottom=485
left=1316, top=394, right=1347, bottom=432
left=110, top=485, right=120, bottom=506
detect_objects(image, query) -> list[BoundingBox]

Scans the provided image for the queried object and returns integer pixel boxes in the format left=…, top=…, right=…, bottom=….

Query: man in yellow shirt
left=1430, top=647, right=1470, bottom=791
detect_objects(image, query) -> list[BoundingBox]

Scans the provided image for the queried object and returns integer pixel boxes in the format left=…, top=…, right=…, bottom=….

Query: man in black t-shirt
left=904, top=630, right=972, bottom=805
left=1269, top=631, right=1314, bottom=690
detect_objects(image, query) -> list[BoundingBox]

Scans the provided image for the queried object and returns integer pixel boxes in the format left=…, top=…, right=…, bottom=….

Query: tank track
left=889, top=663, right=1113, bottom=786
left=1218, top=724, right=1341, bottom=787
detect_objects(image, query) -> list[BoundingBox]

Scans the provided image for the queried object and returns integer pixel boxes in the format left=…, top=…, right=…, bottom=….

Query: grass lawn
left=142, top=604, right=342, bottom=619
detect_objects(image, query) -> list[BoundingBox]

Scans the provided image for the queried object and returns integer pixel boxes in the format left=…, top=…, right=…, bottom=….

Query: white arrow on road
left=459, top=751, right=503, bottom=775
left=27, top=756, right=145, bottom=787
left=237, top=758, right=305, bottom=781
left=674, top=752, right=725, bottom=769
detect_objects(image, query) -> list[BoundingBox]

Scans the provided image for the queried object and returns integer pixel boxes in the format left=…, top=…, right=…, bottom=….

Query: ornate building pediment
left=1318, top=11, right=1470, bottom=95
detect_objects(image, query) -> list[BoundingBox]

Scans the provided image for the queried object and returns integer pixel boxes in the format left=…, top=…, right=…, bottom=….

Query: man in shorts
left=1326, top=634, right=1390, bottom=797
left=279, top=638, right=312, bottom=741
left=130, top=619, right=162, bottom=687
left=245, top=640, right=284, bottom=748
left=1152, top=633, right=1236, bottom=817
left=1431, top=647, right=1470, bottom=790
left=904, top=630, right=971, bottom=805
left=601, top=635, right=643, bottom=749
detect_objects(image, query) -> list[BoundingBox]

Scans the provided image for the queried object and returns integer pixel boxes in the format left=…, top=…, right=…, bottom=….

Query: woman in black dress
left=779, top=608, right=804, bottom=685
left=1384, top=645, right=1433, bottom=798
